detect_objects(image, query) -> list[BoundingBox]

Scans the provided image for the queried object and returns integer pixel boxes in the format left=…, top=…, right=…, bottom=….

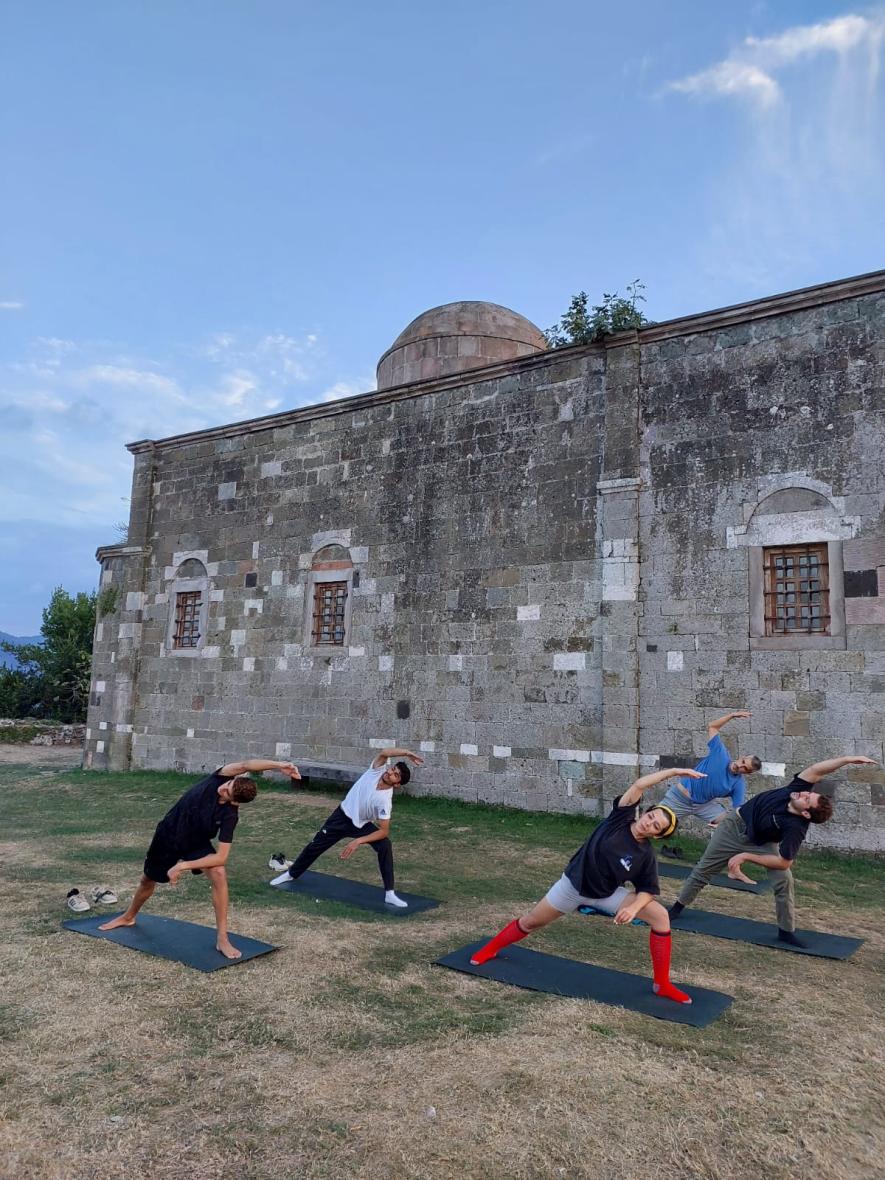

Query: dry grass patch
left=0, top=759, right=882, bottom=1179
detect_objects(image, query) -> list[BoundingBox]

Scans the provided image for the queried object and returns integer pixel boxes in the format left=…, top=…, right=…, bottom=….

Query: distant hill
left=0, top=632, right=42, bottom=670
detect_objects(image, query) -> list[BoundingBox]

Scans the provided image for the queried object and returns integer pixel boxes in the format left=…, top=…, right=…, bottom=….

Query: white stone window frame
left=303, top=549, right=354, bottom=652
left=728, top=477, right=857, bottom=652
left=165, top=557, right=210, bottom=658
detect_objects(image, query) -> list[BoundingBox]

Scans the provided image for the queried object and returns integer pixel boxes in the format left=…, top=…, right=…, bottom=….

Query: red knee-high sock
left=470, top=919, right=529, bottom=965
left=649, top=930, right=692, bottom=1004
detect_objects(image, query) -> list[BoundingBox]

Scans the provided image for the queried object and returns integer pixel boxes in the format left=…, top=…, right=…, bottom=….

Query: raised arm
left=796, top=754, right=877, bottom=784
left=371, top=748, right=425, bottom=769
left=218, top=759, right=301, bottom=780
left=707, top=710, right=751, bottom=739
left=619, top=768, right=705, bottom=809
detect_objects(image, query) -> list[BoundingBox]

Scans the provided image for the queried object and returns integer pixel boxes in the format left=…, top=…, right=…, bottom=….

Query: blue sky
left=2, top=1, right=883, bottom=633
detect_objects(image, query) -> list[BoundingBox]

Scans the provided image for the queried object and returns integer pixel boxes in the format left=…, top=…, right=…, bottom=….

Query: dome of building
left=376, top=301, right=547, bottom=390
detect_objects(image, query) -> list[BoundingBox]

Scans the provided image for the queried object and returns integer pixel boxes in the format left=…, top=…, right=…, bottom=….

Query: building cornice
left=96, top=543, right=145, bottom=562
left=127, top=268, right=885, bottom=456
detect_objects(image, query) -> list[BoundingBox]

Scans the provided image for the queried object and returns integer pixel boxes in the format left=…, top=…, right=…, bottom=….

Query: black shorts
left=143, top=829, right=215, bottom=884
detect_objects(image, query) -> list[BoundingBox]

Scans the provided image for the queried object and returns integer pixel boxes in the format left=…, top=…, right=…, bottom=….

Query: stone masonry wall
left=637, top=288, right=885, bottom=850
left=86, top=350, right=609, bottom=815
left=84, top=273, right=885, bottom=850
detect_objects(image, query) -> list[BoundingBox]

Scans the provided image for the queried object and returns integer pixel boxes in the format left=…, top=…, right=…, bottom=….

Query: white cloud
left=668, top=13, right=883, bottom=108
left=0, top=300, right=24, bottom=310
left=197, top=329, right=318, bottom=383
left=75, top=365, right=187, bottom=402
left=217, top=369, right=258, bottom=407
left=0, top=325, right=370, bottom=535
left=664, top=12, right=885, bottom=292
left=320, top=378, right=373, bottom=403
left=670, top=61, right=780, bottom=108
left=745, top=14, right=875, bottom=66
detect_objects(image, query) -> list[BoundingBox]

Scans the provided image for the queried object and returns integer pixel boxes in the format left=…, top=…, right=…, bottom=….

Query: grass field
left=1, top=751, right=883, bottom=1180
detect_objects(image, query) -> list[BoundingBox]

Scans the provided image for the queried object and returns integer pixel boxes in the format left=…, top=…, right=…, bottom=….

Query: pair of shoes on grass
left=268, top=852, right=293, bottom=872
left=66, top=886, right=118, bottom=913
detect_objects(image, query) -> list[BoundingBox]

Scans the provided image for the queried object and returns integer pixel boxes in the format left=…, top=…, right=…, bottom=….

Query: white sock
left=270, top=870, right=292, bottom=886
left=385, top=890, right=408, bottom=907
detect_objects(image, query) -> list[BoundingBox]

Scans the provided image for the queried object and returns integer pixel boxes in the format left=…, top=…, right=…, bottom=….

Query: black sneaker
left=268, top=853, right=293, bottom=872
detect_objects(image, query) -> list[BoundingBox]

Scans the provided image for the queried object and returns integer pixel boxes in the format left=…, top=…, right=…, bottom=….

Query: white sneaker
left=90, top=886, right=118, bottom=905
left=268, top=853, right=293, bottom=872
left=66, top=889, right=90, bottom=913
left=270, top=870, right=293, bottom=886
left=385, top=890, right=408, bottom=908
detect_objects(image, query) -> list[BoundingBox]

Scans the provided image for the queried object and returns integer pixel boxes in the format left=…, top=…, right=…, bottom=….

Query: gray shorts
left=660, top=786, right=727, bottom=824
left=544, top=874, right=632, bottom=915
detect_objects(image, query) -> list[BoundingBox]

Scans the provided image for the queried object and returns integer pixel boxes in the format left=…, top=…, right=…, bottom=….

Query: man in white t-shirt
left=270, top=746, right=424, bottom=907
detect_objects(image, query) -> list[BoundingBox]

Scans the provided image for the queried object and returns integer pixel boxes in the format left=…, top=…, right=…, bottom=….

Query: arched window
left=166, top=557, right=209, bottom=655
left=305, top=545, right=353, bottom=648
left=736, top=485, right=849, bottom=651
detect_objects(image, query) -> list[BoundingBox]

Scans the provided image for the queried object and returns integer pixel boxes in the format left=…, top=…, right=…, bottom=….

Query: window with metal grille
left=763, top=544, right=830, bottom=636
left=311, top=581, right=348, bottom=645
left=173, top=590, right=203, bottom=648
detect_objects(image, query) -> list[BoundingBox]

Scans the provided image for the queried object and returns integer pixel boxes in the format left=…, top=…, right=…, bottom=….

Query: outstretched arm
left=218, top=759, right=302, bottom=780
left=614, top=891, right=655, bottom=924
left=619, top=768, right=705, bottom=809
left=168, top=842, right=233, bottom=883
left=371, top=748, right=425, bottom=769
left=727, top=850, right=792, bottom=882
left=796, top=755, right=876, bottom=784
left=707, top=710, right=751, bottom=739
left=340, top=820, right=391, bottom=859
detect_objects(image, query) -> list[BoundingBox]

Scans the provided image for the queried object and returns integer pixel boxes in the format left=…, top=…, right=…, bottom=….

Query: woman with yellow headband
left=470, top=767, right=705, bottom=1005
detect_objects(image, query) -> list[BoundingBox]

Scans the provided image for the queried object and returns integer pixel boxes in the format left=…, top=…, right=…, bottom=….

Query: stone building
left=85, top=276, right=885, bottom=851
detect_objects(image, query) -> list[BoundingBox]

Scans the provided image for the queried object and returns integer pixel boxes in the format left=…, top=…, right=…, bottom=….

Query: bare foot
left=216, top=940, right=242, bottom=960
left=99, top=915, right=136, bottom=931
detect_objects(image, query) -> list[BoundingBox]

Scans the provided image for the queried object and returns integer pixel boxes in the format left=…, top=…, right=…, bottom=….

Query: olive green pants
left=675, top=809, right=796, bottom=931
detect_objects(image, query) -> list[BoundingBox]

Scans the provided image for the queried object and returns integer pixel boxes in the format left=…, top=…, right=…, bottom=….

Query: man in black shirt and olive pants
left=100, top=757, right=301, bottom=959
left=669, top=754, right=875, bottom=946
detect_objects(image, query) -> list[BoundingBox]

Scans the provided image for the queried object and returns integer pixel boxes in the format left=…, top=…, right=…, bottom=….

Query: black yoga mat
left=63, top=912, right=278, bottom=972
left=658, top=861, right=773, bottom=894
left=669, top=909, right=863, bottom=959
left=271, top=870, right=440, bottom=916
left=436, top=943, right=732, bottom=1028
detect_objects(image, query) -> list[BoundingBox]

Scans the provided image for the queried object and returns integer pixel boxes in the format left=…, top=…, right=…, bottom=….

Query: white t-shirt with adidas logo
left=341, top=762, right=393, bottom=829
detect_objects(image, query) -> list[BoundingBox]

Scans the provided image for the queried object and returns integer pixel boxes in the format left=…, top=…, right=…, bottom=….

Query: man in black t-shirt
left=100, top=757, right=301, bottom=959
left=470, top=767, right=705, bottom=1005
left=669, top=754, right=875, bottom=946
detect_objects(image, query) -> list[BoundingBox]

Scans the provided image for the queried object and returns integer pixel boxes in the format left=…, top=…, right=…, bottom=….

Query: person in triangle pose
left=271, top=746, right=424, bottom=907
left=470, top=767, right=706, bottom=1004
left=100, top=756, right=302, bottom=959
left=668, top=753, right=876, bottom=946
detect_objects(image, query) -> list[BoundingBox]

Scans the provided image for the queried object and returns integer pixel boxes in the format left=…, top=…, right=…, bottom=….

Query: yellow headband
left=654, top=805, right=678, bottom=840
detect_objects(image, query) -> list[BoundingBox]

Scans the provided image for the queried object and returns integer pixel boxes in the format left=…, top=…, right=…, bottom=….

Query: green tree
left=2, top=588, right=96, bottom=722
left=546, top=281, right=650, bottom=348
left=0, top=666, right=44, bottom=719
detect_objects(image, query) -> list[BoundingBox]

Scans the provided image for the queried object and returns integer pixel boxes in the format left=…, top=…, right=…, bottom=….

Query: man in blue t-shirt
left=660, top=710, right=761, bottom=829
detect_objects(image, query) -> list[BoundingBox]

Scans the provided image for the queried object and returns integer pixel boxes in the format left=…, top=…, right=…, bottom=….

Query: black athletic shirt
left=738, top=777, right=811, bottom=861
left=155, top=768, right=239, bottom=849
left=564, top=796, right=660, bottom=899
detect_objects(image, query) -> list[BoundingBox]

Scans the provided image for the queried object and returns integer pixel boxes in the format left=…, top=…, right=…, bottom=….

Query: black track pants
left=288, top=806, right=394, bottom=890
